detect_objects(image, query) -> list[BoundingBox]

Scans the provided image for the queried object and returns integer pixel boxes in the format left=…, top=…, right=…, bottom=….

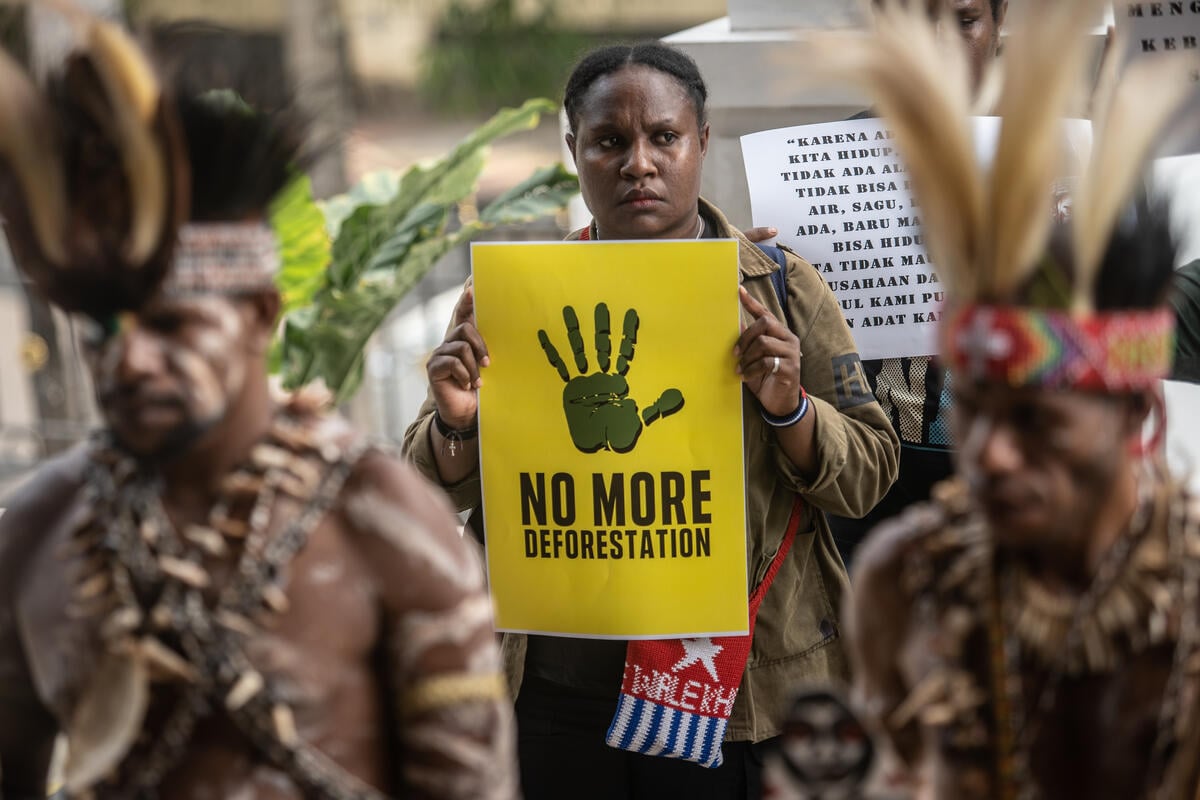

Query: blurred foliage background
left=419, top=0, right=600, bottom=115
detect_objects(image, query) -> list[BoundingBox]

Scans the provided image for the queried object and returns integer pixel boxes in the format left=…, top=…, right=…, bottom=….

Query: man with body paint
left=0, top=18, right=517, bottom=800
left=826, top=2, right=1200, bottom=797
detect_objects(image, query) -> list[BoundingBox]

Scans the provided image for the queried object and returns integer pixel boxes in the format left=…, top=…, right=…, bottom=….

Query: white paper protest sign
left=741, top=118, right=996, bottom=360
left=742, top=117, right=1090, bottom=361
left=1116, top=2, right=1200, bottom=157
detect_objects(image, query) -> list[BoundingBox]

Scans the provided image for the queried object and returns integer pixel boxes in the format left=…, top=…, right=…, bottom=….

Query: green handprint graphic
left=538, top=303, right=685, bottom=454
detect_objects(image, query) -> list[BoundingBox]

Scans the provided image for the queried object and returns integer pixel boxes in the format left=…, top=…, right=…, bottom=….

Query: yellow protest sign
left=472, top=240, right=748, bottom=638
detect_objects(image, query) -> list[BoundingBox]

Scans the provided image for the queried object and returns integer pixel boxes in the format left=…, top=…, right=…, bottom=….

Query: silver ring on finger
left=770, top=355, right=780, bottom=376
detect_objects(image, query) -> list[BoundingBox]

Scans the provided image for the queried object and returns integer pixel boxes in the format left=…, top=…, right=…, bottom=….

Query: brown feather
left=0, top=47, right=68, bottom=265
left=809, top=0, right=1184, bottom=311
left=0, top=8, right=188, bottom=316
left=86, top=19, right=168, bottom=266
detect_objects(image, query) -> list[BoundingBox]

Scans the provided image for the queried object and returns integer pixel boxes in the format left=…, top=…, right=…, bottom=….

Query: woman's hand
left=741, top=226, right=778, bottom=244
left=735, top=285, right=803, bottom=416
left=427, top=281, right=489, bottom=429
left=736, top=284, right=819, bottom=476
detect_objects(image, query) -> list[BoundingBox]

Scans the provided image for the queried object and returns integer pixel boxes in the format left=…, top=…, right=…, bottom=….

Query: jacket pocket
left=747, top=531, right=840, bottom=669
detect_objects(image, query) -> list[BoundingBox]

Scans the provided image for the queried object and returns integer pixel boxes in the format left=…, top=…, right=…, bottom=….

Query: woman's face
left=566, top=64, right=709, bottom=240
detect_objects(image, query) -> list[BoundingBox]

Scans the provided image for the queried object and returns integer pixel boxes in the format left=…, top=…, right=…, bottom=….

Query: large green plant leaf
left=320, top=98, right=553, bottom=293
left=320, top=171, right=399, bottom=239
left=266, top=174, right=331, bottom=374
left=274, top=98, right=578, bottom=403
left=271, top=173, right=332, bottom=315
left=480, top=163, right=578, bottom=225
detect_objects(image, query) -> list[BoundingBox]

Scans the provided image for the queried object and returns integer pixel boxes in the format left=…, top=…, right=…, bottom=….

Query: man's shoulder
left=338, top=447, right=485, bottom=606
left=0, top=444, right=93, bottom=590
left=339, top=446, right=465, bottom=546
left=853, top=502, right=945, bottom=588
left=347, top=447, right=456, bottom=513
left=274, top=396, right=461, bottom=541
left=1, top=443, right=91, bottom=509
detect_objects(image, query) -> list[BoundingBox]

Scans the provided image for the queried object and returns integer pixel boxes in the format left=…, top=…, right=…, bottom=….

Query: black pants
left=516, top=675, right=771, bottom=800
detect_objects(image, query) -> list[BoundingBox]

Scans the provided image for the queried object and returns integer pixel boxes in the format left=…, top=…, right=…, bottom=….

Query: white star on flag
left=671, top=637, right=723, bottom=682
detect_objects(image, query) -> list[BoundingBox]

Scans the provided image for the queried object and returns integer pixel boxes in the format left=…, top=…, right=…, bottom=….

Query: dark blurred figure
left=1171, top=259, right=1200, bottom=383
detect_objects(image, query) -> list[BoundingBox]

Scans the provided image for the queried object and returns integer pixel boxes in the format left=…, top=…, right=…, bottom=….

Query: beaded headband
left=162, top=223, right=280, bottom=296
left=944, top=305, right=1175, bottom=391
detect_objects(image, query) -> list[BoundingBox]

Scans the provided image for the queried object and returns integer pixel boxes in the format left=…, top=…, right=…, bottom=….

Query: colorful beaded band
left=163, top=223, right=280, bottom=296
left=944, top=305, right=1175, bottom=391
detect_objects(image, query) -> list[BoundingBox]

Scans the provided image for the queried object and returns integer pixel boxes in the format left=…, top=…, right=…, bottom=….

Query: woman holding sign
left=403, top=43, right=899, bottom=799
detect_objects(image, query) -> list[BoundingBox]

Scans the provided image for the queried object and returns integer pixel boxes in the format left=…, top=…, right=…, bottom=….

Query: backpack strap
left=757, top=243, right=793, bottom=331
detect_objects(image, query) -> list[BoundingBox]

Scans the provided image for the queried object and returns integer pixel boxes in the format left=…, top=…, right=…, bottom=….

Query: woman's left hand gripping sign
left=538, top=303, right=684, bottom=453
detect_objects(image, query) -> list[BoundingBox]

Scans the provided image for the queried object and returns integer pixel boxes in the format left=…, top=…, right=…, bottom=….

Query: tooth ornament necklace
left=988, top=476, right=1200, bottom=800
left=59, top=404, right=385, bottom=800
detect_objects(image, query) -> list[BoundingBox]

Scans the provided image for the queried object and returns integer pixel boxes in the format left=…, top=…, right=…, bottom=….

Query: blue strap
left=757, top=244, right=793, bottom=331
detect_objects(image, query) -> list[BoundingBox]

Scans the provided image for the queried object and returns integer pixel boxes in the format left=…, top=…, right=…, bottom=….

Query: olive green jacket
left=402, top=198, right=899, bottom=741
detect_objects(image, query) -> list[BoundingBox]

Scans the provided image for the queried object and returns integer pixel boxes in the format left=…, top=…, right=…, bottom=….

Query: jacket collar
left=698, top=197, right=781, bottom=281
left=567, top=197, right=783, bottom=282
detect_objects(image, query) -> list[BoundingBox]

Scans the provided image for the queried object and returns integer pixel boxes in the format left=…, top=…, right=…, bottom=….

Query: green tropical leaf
left=425, top=148, right=490, bottom=208
left=273, top=97, right=576, bottom=402
left=270, top=173, right=332, bottom=315
left=433, top=97, right=556, bottom=186
left=325, top=97, right=552, bottom=265
left=277, top=305, right=320, bottom=385
left=320, top=170, right=399, bottom=238
left=479, top=163, right=579, bottom=225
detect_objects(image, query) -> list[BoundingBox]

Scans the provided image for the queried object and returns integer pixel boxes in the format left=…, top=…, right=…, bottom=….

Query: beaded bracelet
left=760, top=387, right=810, bottom=428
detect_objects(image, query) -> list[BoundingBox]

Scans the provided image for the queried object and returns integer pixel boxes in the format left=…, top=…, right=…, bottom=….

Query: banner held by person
left=472, top=240, right=748, bottom=638
left=1118, top=1, right=1200, bottom=157
left=741, top=117, right=1095, bottom=360
left=743, top=118, right=998, bottom=360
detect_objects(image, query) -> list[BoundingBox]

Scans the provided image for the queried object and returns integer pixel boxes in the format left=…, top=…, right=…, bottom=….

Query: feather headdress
left=812, top=0, right=1194, bottom=308
left=0, top=4, right=189, bottom=316
left=807, top=0, right=1194, bottom=390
